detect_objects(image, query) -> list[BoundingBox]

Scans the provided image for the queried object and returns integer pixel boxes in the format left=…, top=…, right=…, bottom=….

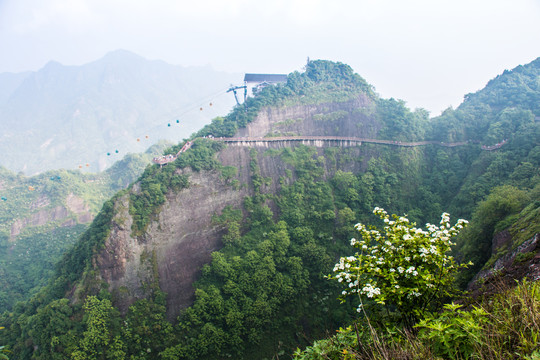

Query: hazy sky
left=1, top=0, right=539, bottom=115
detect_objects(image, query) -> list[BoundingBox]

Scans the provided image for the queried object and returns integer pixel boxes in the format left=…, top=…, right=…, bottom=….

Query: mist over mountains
left=0, top=50, right=241, bottom=174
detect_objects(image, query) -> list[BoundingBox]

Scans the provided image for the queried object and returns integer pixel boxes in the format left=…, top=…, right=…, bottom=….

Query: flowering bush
left=331, top=207, right=469, bottom=326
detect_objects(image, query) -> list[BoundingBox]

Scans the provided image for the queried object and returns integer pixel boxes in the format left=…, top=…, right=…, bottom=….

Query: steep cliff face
left=97, top=167, right=249, bottom=318
left=9, top=193, right=94, bottom=241
left=468, top=203, right=540, bottom=295
left=468, top=232, right=540, bottom=298
left=235, top=94, right=375, bottom=138
left=95, top=96, right=378, bottom=319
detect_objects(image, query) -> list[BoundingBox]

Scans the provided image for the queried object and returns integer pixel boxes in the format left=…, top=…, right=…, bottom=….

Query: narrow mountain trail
left=219, top=136, right=475, bottom=148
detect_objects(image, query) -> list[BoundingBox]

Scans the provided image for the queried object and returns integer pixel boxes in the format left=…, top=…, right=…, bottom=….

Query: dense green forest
left=0, top=59, right=539, bottom=359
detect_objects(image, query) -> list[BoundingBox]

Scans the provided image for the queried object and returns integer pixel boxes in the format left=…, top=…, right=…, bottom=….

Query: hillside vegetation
left=0, top=142, right=170, bottom=312
left=0, top=59, right=539, bottom=359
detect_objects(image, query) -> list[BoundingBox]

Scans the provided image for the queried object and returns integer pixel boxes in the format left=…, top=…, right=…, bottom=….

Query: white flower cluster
left=332, top=207, right=469, bottom=315
left=333, top=255, right=357, bottom=273
left=405, top=266, right=418, bottom=277
left=362, top=284, right=381, bottom=298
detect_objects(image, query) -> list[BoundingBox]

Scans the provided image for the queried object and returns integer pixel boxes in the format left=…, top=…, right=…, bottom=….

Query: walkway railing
left=152, top=136, right=507, bottom=167
left=217, top=136, right=471, bottom=148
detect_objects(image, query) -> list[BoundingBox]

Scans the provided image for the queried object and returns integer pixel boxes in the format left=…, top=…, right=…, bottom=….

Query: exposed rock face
left=97, top=195, right=144, bottom=311
left=10, top=206, right=68, bottom=239
left=66, top=193, right=93, bottom=223
left=95, top=98, right=379, bottom=319
left=491, top=229, right=512, bottom=255
left=97, top=167, right=249, bottom=319
left=9, top=193, right=94, bottom=241
left=469, top=232, right=540, bottom=295
left=30, top=194, right=51, bottom=209
left=236, top=95, right=376, bottom=138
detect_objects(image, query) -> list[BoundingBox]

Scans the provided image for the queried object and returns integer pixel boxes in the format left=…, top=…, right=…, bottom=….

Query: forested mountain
left=0, top=72, right=31, bottom=104
left=0, top=141, right=170, bottom=312
left=0, top=50, right=240, bottom=174
left=0, top=59, right=538, bottom=359
left=429, top=57, right=540, bottom=145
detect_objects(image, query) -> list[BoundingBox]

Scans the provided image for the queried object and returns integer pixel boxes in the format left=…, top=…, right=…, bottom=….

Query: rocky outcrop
left=469, top=232, right=540, bottom=295
left=66, top=193, right=93, bottom=223
left=30, top=194, right=51, bottom=209
left=490, top=229, right=512, bottom=255
left=10, top=206, right=68, bottom=239
left=9, top=193, right=94, bottom=241
left=97, top=167, right=250, bottom=319
left=236, top=95, right=375, bottom=139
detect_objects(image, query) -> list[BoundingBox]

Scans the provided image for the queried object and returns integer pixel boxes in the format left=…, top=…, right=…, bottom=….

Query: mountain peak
left=101, top=49, right=146, bottom=63
left=42, top=60, right=64, bottom=71
left=0, top=50, right=239, bottom=174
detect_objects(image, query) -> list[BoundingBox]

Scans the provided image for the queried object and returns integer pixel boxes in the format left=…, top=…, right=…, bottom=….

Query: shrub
left=331, top=207, right=469, bottom=328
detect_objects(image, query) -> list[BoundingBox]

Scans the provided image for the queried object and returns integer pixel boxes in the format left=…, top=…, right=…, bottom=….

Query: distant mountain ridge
left=0, top=71, right=31, bottom=104
left=0, top=50, right=241, bottom=174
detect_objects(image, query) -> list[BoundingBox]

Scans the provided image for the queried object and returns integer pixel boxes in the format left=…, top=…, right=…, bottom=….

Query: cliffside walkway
left=216, top=136, right=472, bottom=148
left=152, top=141, right=193, bottom=166
left=152, top=136, right=505, bottom=168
